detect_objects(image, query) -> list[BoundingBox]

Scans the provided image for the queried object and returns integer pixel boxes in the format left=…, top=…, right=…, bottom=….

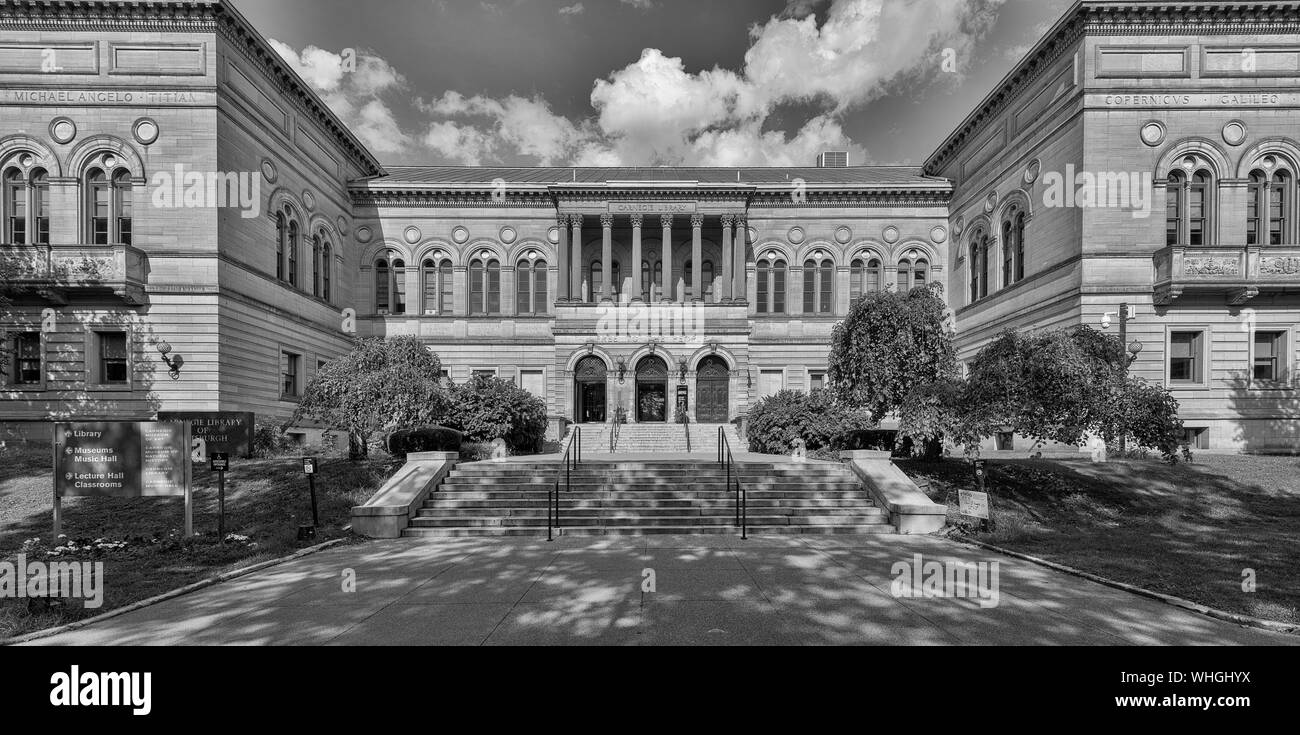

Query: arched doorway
left=635, top=356, right=669, bottom=423
left=696, top=356, right=730, bottom=423
left=574, top=356, right=607, bottom=424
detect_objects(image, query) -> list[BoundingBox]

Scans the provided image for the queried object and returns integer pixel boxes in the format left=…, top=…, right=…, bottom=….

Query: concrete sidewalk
left=21, top=534, right=1296, bottom=646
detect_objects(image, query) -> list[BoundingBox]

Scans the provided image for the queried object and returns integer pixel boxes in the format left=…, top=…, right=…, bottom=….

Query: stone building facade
left=2, top=0, right=1297, bottom=452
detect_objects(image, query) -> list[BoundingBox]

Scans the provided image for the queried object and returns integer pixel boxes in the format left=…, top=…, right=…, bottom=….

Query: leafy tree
left=964, top=326, right=1186, bottom=461
left=291, top=336, right=449, bottom=460
left=827, top=283, right=959, bottom=457
left=828, top=283, right=958, bottom=425
left=445, top=375, right=547, bottom=454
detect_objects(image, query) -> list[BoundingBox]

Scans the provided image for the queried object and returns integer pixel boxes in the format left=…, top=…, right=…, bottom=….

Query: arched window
left=4, top=168, right=25, bottom=244
left=1269, top=170, right=1291, bottom=245
left=88, top=168, right=109, bottom=245
left=321, top=242, right=332, bottom=302
left=1000, top=209, right=1027, bottom=288
left=275, top=212, right=286, bottom=281
left=898, top=252, right=930, bottom=291
left=516, top=257, right=548, bottom=315
left=375, top=256, right=406, bottom=315
left=286, top=220, right=299, bottom=287
left=756, top=257, right=787, bottom=314
left=1167, top=168, right=1213, bottom=246
left=1166, top=170, right=1184, bottom=247
left=311, top=234, right=322, bottom=297
left=470, top=257, right=501, bottom=315
left=113, top=170, right=132, bottom=246
left=1248, top=170, right=1266, bottom=246
left=969, top=230, right=989, bottom=302
left=375, top=258, right=390, bottom=312
left=851, top=256, right=882, bottom=301
left=1189, top=170, right=1209, bottom=246
left=803, top=257, right=833, bottom=314
left=422, top=258, right=453, bottom=315
left=1014, top=212, right=1026, bottom=283
left=31, top=169, right=49, bottom=245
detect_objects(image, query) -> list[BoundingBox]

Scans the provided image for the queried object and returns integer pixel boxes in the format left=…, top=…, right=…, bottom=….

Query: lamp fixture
left=157, top=340, right=182, bottom=380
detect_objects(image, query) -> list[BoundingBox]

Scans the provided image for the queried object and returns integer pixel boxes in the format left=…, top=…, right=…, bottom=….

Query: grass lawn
left=0, top=445, right=401, bottom=639
left=898, top=454, right=1300, bottom=626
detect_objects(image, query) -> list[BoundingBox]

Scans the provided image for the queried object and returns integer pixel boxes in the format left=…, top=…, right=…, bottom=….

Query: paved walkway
left=22, top=534, right=1295, bottom=646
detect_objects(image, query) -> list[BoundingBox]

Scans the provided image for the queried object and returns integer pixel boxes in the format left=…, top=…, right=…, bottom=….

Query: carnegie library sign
left=158, top=411, right=255, bottom=459
left=608, top=202, right=698, bottom=215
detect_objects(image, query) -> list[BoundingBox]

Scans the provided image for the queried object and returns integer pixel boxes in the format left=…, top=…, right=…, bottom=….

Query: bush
left=252, top=420, right=294, bottom=458
left=746, top=389, right=874, bottom=456
left=445, top=376, right=547, bottom=454
left=386, top=425, right=463, bottom=457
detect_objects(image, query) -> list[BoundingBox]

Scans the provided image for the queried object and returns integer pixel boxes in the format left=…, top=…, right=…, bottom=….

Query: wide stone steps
left=403, top=524, right=897, bottom=538
left=402, top=457, right=892, bottom=538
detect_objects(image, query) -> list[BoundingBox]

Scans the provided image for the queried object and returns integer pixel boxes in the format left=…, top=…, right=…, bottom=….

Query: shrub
left=445, top=376, right=547, bottom=454
left=386, top=426, right=463, bottom=457
left=252, top=420, right=295, bottom=458
left=746, top=389, right=874, bottom=456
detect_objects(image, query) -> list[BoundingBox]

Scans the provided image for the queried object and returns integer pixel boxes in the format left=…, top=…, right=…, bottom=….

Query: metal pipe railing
left=549, top=426, right=582, bottom=542
left=717, top=426, right=745, bottom=539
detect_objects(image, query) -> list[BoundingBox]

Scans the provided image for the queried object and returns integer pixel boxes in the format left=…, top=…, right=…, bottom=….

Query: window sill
left=280, top=394, right=301, bottom=404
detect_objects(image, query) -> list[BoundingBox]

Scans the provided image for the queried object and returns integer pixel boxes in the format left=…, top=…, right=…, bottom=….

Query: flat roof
left=360, top=166, right=951, bottom=189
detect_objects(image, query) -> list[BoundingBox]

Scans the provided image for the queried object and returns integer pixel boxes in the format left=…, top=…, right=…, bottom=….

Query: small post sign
left=53, top=422, right=193, bottom=538
left=964, top=459, right=994, bottom=531
left=211, top=452, right=229, bottom=540
left=303, top=457, right=320, bottom=530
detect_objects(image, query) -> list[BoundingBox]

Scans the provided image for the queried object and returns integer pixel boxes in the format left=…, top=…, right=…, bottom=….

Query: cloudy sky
left=239, top=0, right=1074, bottom=168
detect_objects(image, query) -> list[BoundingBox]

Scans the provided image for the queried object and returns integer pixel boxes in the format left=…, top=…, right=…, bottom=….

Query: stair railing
left=550, top=426, right=582, bottom=542
left=718, top=426, right=746, bottom=540
left=683, top=414, right=692, bottom=453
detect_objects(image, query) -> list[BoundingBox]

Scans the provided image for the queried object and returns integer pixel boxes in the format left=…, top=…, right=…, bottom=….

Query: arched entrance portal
left=635, top=356, right=669, bottom=423
left=696, top=356, right=730, bottom=423
left=574, top=356, right=607, bottom=424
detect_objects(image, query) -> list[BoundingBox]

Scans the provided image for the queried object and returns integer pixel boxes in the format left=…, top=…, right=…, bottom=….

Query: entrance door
left=696, top=356, right=730, bottom=423
left=635, top=356, right=669, bottom=423
left=574, top=356, right=608, bottom=424
left=580, top=383, right=607, bottom=423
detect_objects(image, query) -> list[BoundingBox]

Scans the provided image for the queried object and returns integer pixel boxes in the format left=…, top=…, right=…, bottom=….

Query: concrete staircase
left=604, top=422, right=742, bottom=455
left=403, top=459, right=894, bottom=537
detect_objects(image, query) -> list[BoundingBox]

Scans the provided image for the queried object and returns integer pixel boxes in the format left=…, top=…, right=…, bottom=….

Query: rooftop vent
left=817, top=151, right=848, bottom=168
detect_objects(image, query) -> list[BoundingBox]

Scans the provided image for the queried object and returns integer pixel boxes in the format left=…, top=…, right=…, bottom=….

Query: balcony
left=1153, top=245, right=1300, bottom=306
left=0, top=244, right=148, bottom=305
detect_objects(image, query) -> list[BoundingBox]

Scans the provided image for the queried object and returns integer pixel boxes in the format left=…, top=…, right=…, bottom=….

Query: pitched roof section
left=924, top=0, right=1300, bottom=175
left=360, top=166, right=951, bottom=189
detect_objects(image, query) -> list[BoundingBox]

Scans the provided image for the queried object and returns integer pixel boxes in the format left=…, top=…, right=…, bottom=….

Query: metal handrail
left=610, top=417, right=621, bottom=453
left=549, top=426, right=582, bottom=542
left=683, top=414, right=692, bottom=453
left=718, top=426, right=746, bottom=539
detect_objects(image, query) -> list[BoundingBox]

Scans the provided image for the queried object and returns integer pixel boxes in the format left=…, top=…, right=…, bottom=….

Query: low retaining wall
left=841, top=450, right=947, bottom=535
left=351, top=451, right=458, bottom=539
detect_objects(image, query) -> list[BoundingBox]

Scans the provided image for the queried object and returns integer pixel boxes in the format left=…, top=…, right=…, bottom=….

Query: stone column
left=660, top=215, right=673, bottom=303
left=570, top=215, right=584, bottom=302
left=630, top=214, right=643, bottom=302
left=556, top=214, right=571, bottom=301
left=600, top=213, right=614, bottom=302
left=691, top=214, right=704, bottom=302
left=732, top=216, right=748, bottom=303
left=721, top=214, right=735, bottom=302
